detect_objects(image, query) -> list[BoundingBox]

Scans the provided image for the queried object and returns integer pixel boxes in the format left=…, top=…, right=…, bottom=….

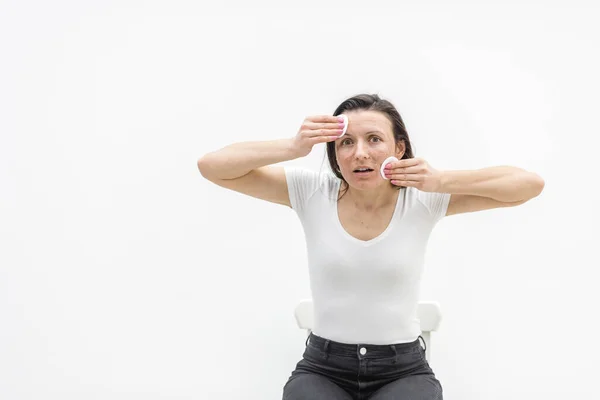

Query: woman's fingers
left=303, top=116, right=345, bottom=136
left=311, top=135, right=340, bottom=144
left=294, top=115, right=344, bottom=149
left=392, top=175, right=422, bottom=182
left=385, top=168, right=424, bottom=182
left=303, top=128, right=343, bottom=138
left=310, top=115, right=344, bottom=124
left=384, top=167, right=419, bottom=179
left=300, top=124, right=343, bottom=138
left=300, top=127, right=343, bottom=139
left=389, top=166, right=423, bottom=175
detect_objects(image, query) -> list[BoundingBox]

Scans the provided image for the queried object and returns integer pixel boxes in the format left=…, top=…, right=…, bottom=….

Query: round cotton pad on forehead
left=338, top=114, right=348, bottom=137
left=380, top=156, right=398, bottom=179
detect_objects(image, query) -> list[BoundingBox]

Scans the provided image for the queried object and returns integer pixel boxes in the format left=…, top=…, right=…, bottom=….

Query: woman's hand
left=383, top=157, right=443, bottom=192
left=292, top=115, right=344, bottom=157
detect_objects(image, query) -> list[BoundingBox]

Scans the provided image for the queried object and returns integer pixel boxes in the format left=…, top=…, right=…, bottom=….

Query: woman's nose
left=354, top=141, right=369, bottom=157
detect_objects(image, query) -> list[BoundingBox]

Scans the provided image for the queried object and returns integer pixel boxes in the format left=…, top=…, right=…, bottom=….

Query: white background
left=1, top=1, right=599, bottom=399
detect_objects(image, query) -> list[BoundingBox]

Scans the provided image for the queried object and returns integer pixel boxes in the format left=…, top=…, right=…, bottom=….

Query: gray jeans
left=283, top=333, right=443, bottom=400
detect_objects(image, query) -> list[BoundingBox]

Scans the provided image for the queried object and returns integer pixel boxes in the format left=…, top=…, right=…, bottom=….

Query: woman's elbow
left=526, top=172, right=545, bottom=199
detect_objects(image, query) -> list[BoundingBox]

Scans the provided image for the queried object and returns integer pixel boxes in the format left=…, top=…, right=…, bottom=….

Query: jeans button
left=360, top=347, right=367, bottom=355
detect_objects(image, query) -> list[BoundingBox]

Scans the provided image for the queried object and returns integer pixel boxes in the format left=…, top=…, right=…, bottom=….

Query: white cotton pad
left=380, top=156, right=398, bottom=179
left=338, top=114, right=348, bottom=137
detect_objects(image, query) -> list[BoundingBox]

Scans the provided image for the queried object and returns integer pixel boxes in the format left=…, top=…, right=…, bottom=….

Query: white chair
left=294, top=300, right=442, bottom=362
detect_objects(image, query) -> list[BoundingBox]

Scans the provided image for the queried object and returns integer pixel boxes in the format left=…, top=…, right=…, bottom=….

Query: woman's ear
left=395, top=140, right=406, bottom=159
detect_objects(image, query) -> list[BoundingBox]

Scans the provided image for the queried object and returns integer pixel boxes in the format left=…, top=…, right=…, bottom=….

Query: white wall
left=1, top=1, right=599, bottom=399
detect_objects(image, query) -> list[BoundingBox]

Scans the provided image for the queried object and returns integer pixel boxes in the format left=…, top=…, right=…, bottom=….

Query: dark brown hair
left=327, top=94, right=415, bottom=199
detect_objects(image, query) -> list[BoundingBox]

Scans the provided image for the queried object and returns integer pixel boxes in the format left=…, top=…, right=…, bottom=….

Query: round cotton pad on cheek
left=380, top=156, right=399, bottom=180
left=338, top=114, right=348, bottom=137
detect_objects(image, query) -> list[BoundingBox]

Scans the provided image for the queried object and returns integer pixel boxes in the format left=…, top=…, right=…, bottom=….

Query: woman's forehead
left=347, top=110, right=390, bottom=125
left=345, top=110, right=393, bottom=134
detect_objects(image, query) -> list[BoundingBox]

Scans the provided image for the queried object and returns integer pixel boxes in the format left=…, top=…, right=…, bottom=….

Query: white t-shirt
left=285, top=167, right=450, bottom=345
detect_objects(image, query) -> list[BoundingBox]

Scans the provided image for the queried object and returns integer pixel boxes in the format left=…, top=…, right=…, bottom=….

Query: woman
left=197, top=94, right=544, bottom=399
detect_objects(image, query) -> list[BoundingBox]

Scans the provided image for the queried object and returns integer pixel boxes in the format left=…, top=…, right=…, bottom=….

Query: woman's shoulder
left=402, top=187, right=450, bottom=220
left=285, top=166, right=339, bottom=186
left=284, top=166, right=340, bottom=205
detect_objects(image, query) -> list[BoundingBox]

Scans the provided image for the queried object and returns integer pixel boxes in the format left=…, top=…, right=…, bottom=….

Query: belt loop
left=322, top=339, right=330, bottom=360
left=305, top=333, right=310, bottom=347
left=390, top=344, right=398, bottom=364
left=418, top=335, right=427, bottom=352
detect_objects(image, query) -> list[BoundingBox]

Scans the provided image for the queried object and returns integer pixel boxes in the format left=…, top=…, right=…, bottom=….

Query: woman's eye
left=341, top=137, right=380, bottom=145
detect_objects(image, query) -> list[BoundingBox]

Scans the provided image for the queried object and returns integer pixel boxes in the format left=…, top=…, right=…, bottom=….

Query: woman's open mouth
left=353, top=168, right=374, bottom=175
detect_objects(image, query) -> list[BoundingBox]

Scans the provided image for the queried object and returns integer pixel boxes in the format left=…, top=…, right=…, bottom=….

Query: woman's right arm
left=197, top=115, right=344, bottom=207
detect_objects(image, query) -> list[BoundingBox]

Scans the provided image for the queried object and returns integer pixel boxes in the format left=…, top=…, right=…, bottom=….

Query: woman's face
left=335, top=110, right=405, bottom=190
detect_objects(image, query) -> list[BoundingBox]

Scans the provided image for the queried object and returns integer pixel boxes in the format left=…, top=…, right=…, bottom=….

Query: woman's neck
left=340, top=182, right=399, bottom=212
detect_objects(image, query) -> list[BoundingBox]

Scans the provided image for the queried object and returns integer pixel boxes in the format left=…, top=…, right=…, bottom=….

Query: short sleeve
left=284, top=166, right=323, bottom=215
left=416, top=190, right=451, bottom=222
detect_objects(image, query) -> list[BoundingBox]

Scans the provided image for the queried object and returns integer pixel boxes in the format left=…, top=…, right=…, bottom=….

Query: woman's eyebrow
left=344, top=130, right=384, bottom=137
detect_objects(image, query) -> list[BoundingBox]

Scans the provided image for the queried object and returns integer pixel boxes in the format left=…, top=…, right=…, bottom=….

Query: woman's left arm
left=439, top=165, right=545, bottom=202
left=384, top=159, right=545, bottom=216
left=440, top=166, right=545, bottom=215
